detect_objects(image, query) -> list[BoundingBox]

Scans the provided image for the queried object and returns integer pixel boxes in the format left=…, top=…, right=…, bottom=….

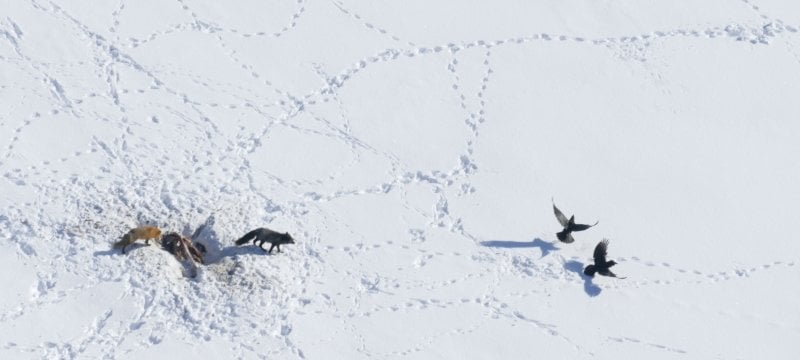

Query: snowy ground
left=1, top=0, right=799, bottom=359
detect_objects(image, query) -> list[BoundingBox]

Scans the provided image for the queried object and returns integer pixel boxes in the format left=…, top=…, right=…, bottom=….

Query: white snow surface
left=1, top=0, right=799, bottom=359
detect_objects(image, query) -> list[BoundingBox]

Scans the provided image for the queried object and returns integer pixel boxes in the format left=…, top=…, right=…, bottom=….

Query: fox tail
left=235, top=229, right=260, bottom=245
left=112, top=233, right=130, bottom=248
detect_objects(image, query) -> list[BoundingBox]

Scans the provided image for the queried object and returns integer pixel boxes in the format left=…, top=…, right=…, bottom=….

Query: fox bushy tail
left=112, top=233, right=131, bottom=248
left=235, top=229, right=260, bottom=245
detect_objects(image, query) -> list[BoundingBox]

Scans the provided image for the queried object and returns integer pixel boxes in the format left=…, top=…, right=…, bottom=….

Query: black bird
left=584, top=239, right=624, bottom=278
left=552, top=199, right=598, bottom=243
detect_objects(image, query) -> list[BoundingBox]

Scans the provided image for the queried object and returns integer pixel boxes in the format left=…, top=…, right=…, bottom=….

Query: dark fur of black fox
left=235, top=228, right=295, bottom=254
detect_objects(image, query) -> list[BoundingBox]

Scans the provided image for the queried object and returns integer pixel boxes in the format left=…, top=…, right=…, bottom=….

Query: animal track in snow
left=2, top=1, right=800, bottom=358
left=607, top=256, right=799, bottom=286
left=608, top=336, right=688, bottom=354
left=331, top=0, right=415, bottom=47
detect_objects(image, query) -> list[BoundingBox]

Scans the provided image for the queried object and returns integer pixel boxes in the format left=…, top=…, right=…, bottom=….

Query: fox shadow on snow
left=480, top=238, right=560, bottom=258
left=93, top=243, right=152, bottom=257
left=563, top=260, right=602, bottom=297
left=217, top=244, right=276, bottom=261
left=92, top=216, right=278, bottom=265
left=188, top=222, right=274, bottom=263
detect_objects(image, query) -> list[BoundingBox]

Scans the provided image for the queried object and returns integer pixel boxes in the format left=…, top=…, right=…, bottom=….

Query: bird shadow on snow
left=563, top=260, right=602, bottom=297
left=480, top=238, right=560, bottom=258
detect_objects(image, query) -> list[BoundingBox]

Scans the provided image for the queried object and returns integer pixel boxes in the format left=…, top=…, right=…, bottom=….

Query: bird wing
left=598, top=269, right=615, bottom=277
left=599, top=269, right=626, bottom=279
left=552, top=199, right=569, bottom=227
left=571, top=220, right=599, bottom=232
left=593, top=239, right=609, bottom=264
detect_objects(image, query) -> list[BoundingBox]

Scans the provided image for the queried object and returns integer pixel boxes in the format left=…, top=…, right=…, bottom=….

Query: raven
left=584, top=239, right=624, bottom=278
left=552, top=199, right=598, bottom=243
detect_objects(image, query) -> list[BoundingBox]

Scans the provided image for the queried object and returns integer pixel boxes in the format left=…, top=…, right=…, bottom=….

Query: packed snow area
left=1, top=0, right=799, bottom=359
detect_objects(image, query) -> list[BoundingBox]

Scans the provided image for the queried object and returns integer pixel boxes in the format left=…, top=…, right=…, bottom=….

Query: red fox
left=113, top=226, right=162, bottom=254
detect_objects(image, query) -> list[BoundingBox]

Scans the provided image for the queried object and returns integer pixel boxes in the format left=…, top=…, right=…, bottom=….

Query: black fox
left=235, top=228, right=295, bottom=254
left=552, top=199, right=598, bottom=243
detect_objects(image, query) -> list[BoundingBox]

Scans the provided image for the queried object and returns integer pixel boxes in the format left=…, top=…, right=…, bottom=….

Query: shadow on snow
left=480, top=237, right=560, bottom=258
left=93, top=243, right=153, bottom=257
left=563, top=260, right=601, bottom=297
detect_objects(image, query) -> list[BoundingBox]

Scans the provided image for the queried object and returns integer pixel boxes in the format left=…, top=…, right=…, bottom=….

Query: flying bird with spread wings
left=552, top=199, right=598, bottom=243
left=583, top=239, right=625, bottom=278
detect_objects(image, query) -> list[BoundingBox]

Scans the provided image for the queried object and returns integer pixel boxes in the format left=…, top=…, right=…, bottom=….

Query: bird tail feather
left=583, top=265, right=597, bottom=277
